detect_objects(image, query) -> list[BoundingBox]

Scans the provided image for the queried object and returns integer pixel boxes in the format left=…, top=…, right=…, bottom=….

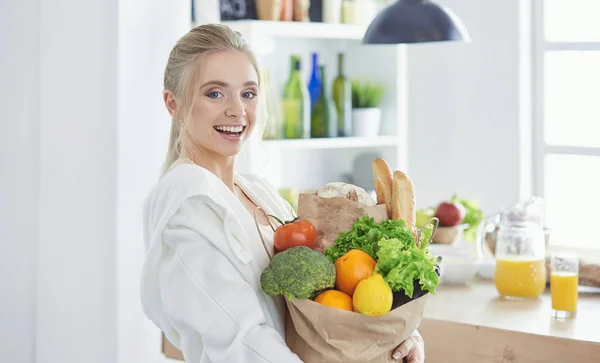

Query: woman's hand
left=392, top=330, right=424, bottom=363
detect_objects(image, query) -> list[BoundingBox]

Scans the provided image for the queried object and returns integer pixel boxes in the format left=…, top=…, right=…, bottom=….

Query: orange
left=313, top=290, right=354, bottom=311
left=334, top=249, right=376, bottom=296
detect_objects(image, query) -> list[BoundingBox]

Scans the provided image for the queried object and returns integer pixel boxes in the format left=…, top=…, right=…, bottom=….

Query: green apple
left=416, top=207, right=435, bottom=227
left=278, top=187, right=299, bottom=213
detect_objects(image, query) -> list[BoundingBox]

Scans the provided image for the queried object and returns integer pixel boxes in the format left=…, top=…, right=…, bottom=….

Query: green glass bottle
left=282, top=55, right=311, bottom=139
left=311, top=65, right=338, bottom=138
left=332, top=53, right=352, bottom=137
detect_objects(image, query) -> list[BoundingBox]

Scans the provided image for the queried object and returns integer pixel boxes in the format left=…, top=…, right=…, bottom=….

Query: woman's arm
left=159, top=196, right=303, bottom=363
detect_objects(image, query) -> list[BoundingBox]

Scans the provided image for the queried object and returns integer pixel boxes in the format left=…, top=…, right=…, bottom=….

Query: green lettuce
left=419, top=223, right=434, bottom=251
left=457, top=197, right=484, bottom=242
left=323, top=215, right=440, bottom=299
left=323, top=216, right=412, bottom=262
left=375, top=238, right=439, bottom=298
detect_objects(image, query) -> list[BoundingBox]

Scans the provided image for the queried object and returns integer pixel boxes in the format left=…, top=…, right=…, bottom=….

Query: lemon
left=352, top=274, right=393, bottom=316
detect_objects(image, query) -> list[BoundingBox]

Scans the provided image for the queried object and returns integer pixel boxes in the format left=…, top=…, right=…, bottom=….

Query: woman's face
left=177, top=51, right=260, bottom=159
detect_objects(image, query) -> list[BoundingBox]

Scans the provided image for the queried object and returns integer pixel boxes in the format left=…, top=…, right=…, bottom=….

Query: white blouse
left=140, top=161, right=303, bottom=363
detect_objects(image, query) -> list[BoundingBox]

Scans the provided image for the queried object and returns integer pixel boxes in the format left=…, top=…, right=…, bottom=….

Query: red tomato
left=273, top=217, right=317, bottom=252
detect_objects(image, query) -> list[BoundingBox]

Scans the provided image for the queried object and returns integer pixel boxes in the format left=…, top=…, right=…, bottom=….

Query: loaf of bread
left=392, top=170, right=416, bottom=228
left=316, top=182, right=375, bottom=206
left=545, top=257, right=600, bottom=288
left=372, top=158, right=394, bottom=219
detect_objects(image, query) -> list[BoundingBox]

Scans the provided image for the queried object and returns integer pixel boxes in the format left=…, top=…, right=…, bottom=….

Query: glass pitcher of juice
left=492, top=221, right=547, bottom=299
left=476, top=197, right=546, bottom=258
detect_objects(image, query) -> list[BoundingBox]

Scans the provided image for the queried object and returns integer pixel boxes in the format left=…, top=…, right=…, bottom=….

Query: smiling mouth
left=213, top=125, right=246, bottom=137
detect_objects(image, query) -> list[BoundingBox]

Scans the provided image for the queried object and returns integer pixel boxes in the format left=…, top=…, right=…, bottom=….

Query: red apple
left=435, top=201, right=466, bottom=226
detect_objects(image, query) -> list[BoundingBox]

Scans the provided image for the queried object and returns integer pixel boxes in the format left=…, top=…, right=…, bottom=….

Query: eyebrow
left=200, top=80, right=258, bottom=88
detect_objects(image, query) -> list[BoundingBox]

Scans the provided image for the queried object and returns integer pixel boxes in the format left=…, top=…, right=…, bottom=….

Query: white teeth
left=215, top=126, right=244, bottom=133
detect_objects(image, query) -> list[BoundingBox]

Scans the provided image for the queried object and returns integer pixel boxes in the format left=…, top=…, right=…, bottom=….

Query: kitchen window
left=532, top=0, right=600, bottom=251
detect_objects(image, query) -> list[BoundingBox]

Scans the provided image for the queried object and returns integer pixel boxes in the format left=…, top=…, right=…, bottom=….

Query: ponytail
left=162, top=118, right=182, bottom=176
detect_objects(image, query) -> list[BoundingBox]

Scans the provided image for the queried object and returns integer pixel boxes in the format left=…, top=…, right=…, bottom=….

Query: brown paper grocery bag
left=285, top=295, right=429, bottom=363
left=296, top=193, right=388, bottom=252
left=287, top=192, right=431, bottom=362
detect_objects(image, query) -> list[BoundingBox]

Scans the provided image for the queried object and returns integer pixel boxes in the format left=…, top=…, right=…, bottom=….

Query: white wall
left=0, top=1, right=40, bottom=362
left=1, top=1, right=190, bottom=362
left=407, top=0, right=532, bottom=214
left=36, top=0, right=119, bottom=361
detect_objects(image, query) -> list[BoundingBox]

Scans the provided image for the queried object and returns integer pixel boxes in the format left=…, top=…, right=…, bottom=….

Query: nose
left=225, top=95, right=246, bottom=119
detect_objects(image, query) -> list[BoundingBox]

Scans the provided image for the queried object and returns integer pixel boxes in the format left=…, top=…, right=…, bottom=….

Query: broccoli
left=260, top=246, right=336, bottom=301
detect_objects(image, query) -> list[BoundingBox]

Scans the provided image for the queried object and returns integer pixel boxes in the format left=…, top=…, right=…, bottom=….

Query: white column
left=36, top=0, right=119, bottom=361
left=0, top=1, right=41, bottom=362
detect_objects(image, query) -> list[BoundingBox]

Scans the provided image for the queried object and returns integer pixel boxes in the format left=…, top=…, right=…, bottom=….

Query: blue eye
left=243, top=91, right=257, bottom=99
left=208, top=91, right=222, bottom=99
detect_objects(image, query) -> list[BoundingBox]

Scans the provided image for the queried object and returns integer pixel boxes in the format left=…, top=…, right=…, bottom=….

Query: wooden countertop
left=418, top=279, right=600, bottom=363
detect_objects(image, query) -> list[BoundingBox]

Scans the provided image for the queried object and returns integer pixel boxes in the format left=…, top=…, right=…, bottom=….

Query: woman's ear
left=163, top=91, right=177, bottom=117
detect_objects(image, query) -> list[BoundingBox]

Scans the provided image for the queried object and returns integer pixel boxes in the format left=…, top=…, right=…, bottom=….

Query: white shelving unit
left=261, top=135, right=400, bottom=150
left=221, top=20, right=409, bottom=193
left=222, top=20, right=368, bottom=40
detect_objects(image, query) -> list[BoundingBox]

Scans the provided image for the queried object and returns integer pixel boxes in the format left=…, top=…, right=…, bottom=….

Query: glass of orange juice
left=494, top=221, right=547, bottom=299
left=550, top=252, right=579, bottom=318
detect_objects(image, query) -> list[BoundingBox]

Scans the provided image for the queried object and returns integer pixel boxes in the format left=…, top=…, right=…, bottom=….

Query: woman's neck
left=180, top=147, right=236, bottom=192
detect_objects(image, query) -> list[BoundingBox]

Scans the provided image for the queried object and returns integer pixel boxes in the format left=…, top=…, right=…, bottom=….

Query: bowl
left=439, top=256, right=480, bottom=285
left=432, top=224, right=468, bottom=245
left=477, top=258, right=496, bottom=280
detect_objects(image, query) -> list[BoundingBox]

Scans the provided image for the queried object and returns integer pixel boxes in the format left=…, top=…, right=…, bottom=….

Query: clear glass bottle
left=262, top=69, right=283, bottom=140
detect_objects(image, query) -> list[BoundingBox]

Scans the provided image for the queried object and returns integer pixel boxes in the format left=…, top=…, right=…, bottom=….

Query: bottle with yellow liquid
left=492, top=221, right=547, bottom=299
left=550, top=253, right=579, bottom=318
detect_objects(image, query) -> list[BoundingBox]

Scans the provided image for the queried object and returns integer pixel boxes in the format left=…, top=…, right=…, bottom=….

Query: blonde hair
left=161, top=24, right=265, bottom=175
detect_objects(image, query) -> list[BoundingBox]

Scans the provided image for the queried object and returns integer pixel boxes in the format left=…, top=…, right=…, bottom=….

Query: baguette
left=372, top=158, right=394, bottom=219
left=392, top=170, right=416, bottom=229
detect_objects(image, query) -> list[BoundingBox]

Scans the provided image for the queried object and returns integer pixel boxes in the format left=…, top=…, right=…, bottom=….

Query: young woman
left=140, top=24, right=425, bottom=363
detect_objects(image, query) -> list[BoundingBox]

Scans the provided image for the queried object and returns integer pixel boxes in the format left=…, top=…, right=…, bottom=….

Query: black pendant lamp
left=363, top=0, right=470, bottom=44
